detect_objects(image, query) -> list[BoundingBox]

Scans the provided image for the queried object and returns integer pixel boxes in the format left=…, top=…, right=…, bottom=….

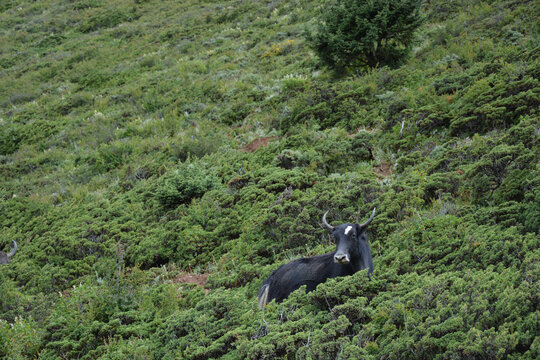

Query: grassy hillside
left=0, top=0, right=538, bottom=358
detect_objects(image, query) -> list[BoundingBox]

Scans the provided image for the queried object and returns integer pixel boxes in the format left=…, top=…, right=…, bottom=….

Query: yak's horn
left=322, top=210, right=335, bottom=231
left=7, top=240, right=17, bottom=258
left=359, top=208, right=376, bottom=228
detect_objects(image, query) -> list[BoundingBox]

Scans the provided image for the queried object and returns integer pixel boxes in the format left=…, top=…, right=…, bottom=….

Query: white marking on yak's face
left=344, top=225, right=353, bottom=235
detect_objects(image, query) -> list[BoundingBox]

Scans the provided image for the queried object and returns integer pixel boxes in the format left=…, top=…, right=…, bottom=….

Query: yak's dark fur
left=258, top=211, right=375, bottom=307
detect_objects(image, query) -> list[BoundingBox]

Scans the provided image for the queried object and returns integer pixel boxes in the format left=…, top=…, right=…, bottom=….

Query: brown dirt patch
left=173, top=273, right=209, bottom=293
left=375, top=162, right=393, bottom=177
left=244, top=136, right=278, bottom=153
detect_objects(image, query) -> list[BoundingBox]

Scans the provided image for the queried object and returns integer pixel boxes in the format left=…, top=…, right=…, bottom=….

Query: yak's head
left=0, top=241, right=17, bottom=265
left=323, top=209, right=375, bottom=274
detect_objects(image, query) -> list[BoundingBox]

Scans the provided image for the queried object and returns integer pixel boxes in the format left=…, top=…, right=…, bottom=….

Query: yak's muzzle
left=334, top=253, right=350, bottom=264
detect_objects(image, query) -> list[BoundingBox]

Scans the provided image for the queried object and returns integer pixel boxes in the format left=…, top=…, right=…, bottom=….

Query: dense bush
left=155, top=163, right=220, bottom=209
left=308, top=0, right=423, bottom=70
left=78, top=7, right=139, bottom=33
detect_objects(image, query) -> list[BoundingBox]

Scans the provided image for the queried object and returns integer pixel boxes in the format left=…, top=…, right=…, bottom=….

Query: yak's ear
left=355, top=223, right=367, bottom=237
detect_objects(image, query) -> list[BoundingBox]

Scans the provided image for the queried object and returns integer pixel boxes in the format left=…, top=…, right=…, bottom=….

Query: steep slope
left=0, top=0, right=538, bottom=359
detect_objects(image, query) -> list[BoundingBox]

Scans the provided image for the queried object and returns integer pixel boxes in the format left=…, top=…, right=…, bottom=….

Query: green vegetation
left=0, top=0, right=538, bottom=359
left=308, top=0, right=424, bottom=70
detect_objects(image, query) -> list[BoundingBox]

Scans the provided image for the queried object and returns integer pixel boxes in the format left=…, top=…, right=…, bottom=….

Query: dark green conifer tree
left=308, top=0, right=423, bottom=71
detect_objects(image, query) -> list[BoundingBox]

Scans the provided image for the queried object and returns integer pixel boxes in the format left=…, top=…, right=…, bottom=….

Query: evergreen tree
left=308, top=0, right=423, bottom=71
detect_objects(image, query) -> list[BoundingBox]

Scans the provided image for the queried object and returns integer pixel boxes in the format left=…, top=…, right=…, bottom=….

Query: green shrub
left=465, top=144, right=534, bottom=205
left=153, top=288, right=254, bottom=360
left=155, top=163, right=220, bottom=209
left=521, top=164, right=540, bottom=234
left=308, top=0, right=423, bottom=71
left=79, top=8, right=138, bottom=33
left=0, top=123, right=24, bottom=155
left=0, top=317, right=42, bottom=360
left=52, top=93, right=93, bottom=115
left=281, top=82, right=374, bottom=132
left=449, top=68, right=540, bottom=135
left=94, top=141, right=134, bottom=173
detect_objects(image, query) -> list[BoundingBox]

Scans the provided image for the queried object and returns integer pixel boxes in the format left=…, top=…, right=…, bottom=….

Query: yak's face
left=332, top=224, right=366, bottom=264
left=322, top=208, right=375, bottom=273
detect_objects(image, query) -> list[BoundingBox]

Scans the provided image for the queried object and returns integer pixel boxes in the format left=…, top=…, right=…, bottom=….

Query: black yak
left=258, top=209, right=375, bottom=307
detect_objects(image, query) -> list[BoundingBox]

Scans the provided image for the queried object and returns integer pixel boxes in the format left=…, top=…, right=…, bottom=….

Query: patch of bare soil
left=173, top=273, right=209, bottom=294
left=375, top=162, right=393, bottom=177
left=243, top=136, right=278, bottom=153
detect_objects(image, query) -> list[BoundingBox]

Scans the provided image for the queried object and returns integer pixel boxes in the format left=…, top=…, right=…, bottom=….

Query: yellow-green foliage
left=0, top=0, right=538, bottom=359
